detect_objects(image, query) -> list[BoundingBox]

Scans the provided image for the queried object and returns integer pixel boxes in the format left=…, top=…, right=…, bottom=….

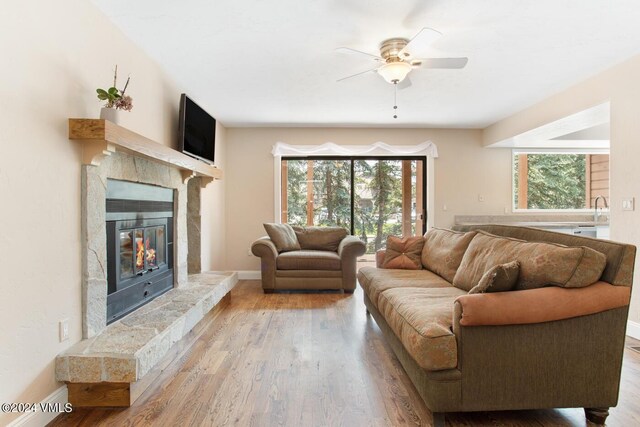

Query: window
left=281, top=157, right=425, bottom=253
left=513, top=152, right=609, bottom=210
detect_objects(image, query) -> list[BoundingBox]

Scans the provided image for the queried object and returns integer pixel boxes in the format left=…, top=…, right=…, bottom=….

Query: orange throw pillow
left=383, top=236, right=424, bottom=270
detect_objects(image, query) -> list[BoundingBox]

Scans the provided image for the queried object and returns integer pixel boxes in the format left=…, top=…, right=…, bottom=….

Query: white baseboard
left=237, top=271, right=261, bottom=280
left=627, top=320, right=640, bottom=340
left=7, top=386, right=68, bottom=427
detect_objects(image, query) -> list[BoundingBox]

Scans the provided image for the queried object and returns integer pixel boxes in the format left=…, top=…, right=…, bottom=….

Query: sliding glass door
left=281, top=157, right=425, bottom=254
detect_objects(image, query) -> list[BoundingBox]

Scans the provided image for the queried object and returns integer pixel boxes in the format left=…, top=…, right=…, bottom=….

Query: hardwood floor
left=50, top=281, right=640, bottom=426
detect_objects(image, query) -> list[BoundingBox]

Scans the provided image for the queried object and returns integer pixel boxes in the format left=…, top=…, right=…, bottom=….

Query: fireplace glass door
left=120, top=226, right=166, bottom=280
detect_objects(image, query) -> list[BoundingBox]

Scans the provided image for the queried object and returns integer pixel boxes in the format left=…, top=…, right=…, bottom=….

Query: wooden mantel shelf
left=69, top=118, right=222, bottom=186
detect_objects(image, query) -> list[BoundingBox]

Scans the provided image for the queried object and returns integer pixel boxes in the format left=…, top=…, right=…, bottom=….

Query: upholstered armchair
left=251, top=225, right=366, bottom=293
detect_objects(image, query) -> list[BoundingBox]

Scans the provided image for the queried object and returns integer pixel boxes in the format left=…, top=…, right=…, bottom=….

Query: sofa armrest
left=251, top=237, right=278, bottom=290
left=251, top=237, right=278, bottom=259
left=375, top=249, right=386, bottom=268
left=454, top=281, right=630, bottom=327
left=337, top=235, right=366, bottom=258
left=338, top=236, right=366, bottom=291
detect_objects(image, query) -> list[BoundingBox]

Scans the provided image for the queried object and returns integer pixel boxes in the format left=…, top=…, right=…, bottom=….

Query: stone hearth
left=57, top=272, right=237, bottom=383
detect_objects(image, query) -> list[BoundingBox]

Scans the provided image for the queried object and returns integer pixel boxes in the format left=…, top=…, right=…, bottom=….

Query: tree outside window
left=513, top=153, right=609, bottom=210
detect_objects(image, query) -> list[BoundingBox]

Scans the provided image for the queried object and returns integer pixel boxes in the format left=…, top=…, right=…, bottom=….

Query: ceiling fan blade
left=399, top=27, right=442, bottom=58
left=337, top=67, right=379, bottom=82
left=335, top=47, right=383, bottom=62
left=412, top=57, right=468, bottom=69
left=397, top=75, right=412, bottom=90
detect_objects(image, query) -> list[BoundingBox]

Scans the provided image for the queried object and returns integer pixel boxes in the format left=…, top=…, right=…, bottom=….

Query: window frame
left=510, top=148, right=610, bottom=213
left=278, top=155, right=429, bottom=236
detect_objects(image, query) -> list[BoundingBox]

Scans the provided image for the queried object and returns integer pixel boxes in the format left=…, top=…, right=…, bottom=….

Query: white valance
left=272, top=141, right=438, bottom=158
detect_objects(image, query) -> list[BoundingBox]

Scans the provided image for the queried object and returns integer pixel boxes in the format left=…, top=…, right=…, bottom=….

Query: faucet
left=594, top=195, right=609, bottom=223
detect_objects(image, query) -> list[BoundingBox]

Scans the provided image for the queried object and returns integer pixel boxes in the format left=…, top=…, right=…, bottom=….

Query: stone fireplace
left=58, top=119, right=237, bottom=407
left=82, top=151, right=190, bottom=338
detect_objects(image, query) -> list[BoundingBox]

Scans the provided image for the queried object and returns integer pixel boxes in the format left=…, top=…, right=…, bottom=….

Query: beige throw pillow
left=383, top=236, right=424, bottom=270
left=421, top=228, right=477, bottom=282
left=263, top=223, right=300, bottom=253
left=292, top=226, right=347, bottom=251
left=467, top=261, right=520, bottom=294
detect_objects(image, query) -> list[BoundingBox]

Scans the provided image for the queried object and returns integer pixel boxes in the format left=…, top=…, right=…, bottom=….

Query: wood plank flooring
left=50, top=281, right=640, bottom=426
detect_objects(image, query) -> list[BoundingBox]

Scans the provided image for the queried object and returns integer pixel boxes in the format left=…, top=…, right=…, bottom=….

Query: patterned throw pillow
left=453, top=231, right=606, bottom=291
left=421, top=228, right=477, bottom=282
left=383, top=236, right=425, bottom=270
left=468, top=261, right=520, bottom=294
left=263, top=223, right=301, bottom=253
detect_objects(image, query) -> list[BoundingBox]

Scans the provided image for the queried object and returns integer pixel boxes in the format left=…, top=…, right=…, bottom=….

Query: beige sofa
left=358, top=225, right=635, bottom=426
left=252, top=225, right=366, bottom=292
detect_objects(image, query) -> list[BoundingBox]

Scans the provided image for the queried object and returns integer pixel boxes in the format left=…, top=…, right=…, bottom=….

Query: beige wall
left=0, top=0, right=226, bottom=423
left=226, top=127, right=512, bottom=271
left=484, top=54, right=640, bottom=324
left=201, top=122, right=228, bottom=271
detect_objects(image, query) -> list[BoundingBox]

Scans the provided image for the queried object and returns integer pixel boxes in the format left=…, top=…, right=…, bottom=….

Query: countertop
left=456, top=221, right=609, bottom=229
left=454, top=215, right=609, bottom=229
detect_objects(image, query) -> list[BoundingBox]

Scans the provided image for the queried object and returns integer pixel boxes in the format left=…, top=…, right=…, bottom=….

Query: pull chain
left=393, top=81, right=398, bottom=119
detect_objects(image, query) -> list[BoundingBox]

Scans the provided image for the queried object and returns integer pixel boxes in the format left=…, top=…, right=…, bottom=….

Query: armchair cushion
left=276, top=250, right=341, bottom=270
left=466, top=261, right=520, bottom=294
left=292, top=226, right=347, bottom=251
left=263, top=223, right=300, bottom=252
left=383, top=235, right=424, bottom=270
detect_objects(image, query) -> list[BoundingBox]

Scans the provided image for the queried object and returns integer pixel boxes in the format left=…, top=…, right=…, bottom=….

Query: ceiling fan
left=336, top=27, right=468, bottom=89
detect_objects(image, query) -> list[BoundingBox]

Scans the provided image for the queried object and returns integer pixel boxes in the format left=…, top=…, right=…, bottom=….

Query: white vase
left=99, top=107, right=119, bottom=124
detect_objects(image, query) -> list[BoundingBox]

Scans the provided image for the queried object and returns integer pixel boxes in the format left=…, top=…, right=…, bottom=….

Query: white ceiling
left=92, top=0, right=640, bottom=128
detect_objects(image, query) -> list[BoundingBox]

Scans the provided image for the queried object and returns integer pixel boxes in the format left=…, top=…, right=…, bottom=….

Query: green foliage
left=284, top=161, right=308, bottom=225
left=96, top=87, right=121, bottom=107
left=313, top=160, right=351, bottom=227
left=283, top=159, right=416, bottom=254
left=96, top=65, right=132, bottom=110
left=369, top=160, right=402, bottom=250
left=514, top=154, right=586, bottom=209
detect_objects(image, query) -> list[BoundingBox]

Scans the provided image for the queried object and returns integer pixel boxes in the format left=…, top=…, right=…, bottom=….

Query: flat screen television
left=178, top=94, right=216, bottom=165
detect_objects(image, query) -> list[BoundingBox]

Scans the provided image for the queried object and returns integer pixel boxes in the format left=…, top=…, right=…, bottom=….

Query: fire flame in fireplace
left=136, top=239, right=144, bottom=269
left=136, top=237, right=157, bottom=269
left=147, top=245, right=156, bottom=266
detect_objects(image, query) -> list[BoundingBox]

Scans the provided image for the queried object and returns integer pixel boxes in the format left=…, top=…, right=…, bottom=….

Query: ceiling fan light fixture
left=377, top=61, right=412, bottom=84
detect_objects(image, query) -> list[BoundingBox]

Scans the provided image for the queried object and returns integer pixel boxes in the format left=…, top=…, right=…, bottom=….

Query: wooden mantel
left=69, top=118, right=222, bottom=186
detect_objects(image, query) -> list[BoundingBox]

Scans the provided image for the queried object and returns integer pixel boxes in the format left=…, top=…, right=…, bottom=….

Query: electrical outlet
left=622, top=198, right=635, bottom=211
left=478, top=194, right=485, bottom=202
left=59, top=319, right=69, bottom=342
left=442, top=204, right=448, bottom=211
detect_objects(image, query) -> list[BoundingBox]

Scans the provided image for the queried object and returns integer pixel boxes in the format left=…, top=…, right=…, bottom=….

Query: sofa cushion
left=467, top=261, right=520, bottom=294
left=453, top=232, right=607, bottom=291
left=291, top=226, right=347, bottom=251
left=358, top=267, right=451, bottom=308
left=277, top=250, right=341, bottom=270
left=383, top=236, right=424, bottom=270
left=263, top=223, right=300, bottom=253
left=421, top=228, right=477, bottom=282
left=377, top=287, right=466, bottom=371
